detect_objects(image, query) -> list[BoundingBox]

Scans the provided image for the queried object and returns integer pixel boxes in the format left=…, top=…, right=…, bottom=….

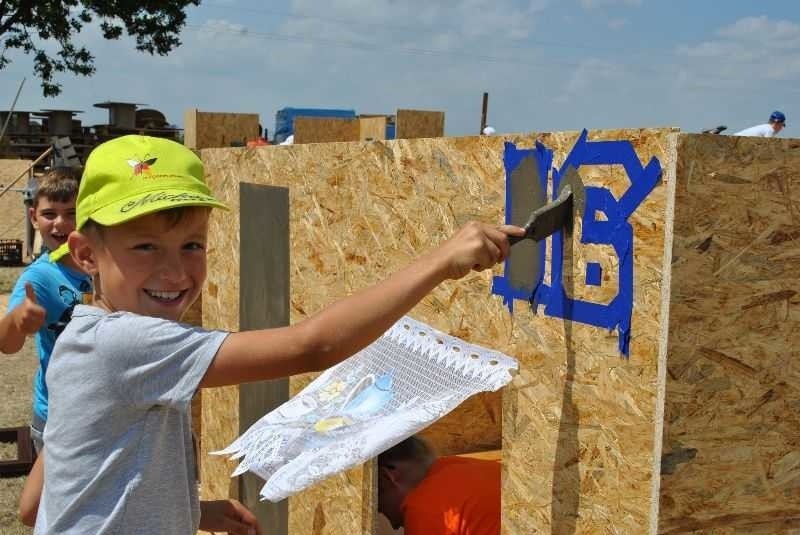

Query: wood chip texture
left=200, top=128, right=677, bottom=534
left=658, top=134, right=800, bottom=534
left=0, top=160, right=33, bottom=242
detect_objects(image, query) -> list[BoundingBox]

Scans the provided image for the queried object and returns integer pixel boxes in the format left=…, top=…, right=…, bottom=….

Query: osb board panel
left=182, top=299, right=204, bottom=465
left=502, top=130, right=675, bottom=535
left=184, top=107, right=259, bottom=488
left=184, top=108, right=260, bottom=150
left=395, top=109, right=444, bottom=139
left=0, top=159, right=32, bottom=242
left=200, top=170, right=242, bottom=502
left=200, top=128, right=675, bottom=534
left=293, top=117, right=360, bottom=144
left=658, top=134, right=800, bottom=534
left=359, top=116, right=386, bottom=141
left=417, top=391, right=501, bottom=455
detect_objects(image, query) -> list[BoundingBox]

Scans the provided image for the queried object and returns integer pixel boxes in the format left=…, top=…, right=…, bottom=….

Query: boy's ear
left=28, top=206, right=38, bottom=228
left=68, top=231, right=99, bottom=275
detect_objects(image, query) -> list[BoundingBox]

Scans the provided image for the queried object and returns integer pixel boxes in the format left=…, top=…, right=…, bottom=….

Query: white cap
left=482, top=126, right=496, bottom=135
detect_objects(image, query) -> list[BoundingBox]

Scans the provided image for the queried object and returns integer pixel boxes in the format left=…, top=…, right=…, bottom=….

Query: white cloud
left=717, top=15, right=800, bottom=44
left=579, top=0, right=641, bottom=10
left=556, top=58, right=630, bottom=104
left=607, top=18, right=629, bottom=30
left=2, top=2, right=794, bottom=140
left=282, top=0, right=549, bottom=46
left=2, top=1, right=559, bottom=134
left=676, top=16, right=800, bottom=84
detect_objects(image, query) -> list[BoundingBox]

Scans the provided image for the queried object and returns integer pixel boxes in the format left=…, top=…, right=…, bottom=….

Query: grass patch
left=0, top=266, right=24, bottom=294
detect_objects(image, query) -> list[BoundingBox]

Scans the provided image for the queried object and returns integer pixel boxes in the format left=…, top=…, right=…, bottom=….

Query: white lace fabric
left=213, top=316, right=519, bottom=502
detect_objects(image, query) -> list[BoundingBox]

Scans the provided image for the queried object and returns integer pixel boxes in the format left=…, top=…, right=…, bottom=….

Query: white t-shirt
left=733, top=124, right=777, bottom=137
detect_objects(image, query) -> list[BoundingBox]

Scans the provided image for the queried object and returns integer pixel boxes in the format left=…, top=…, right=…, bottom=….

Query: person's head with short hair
left=57, top=135, right=227, bottom=322
left=30, top=167, right=81, bottom=253
left=378, top=435, right=437, bottom=529
left=769, top=110, right=786, bottom=134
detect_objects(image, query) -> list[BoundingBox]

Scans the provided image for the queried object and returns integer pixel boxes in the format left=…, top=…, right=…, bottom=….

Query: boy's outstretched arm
left=201, top=222, right=523, bottom=388
left=0, top=283, right=46, bottom=354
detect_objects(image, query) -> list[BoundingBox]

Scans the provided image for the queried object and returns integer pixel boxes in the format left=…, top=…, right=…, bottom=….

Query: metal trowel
left=503, top=160, right=584, bottom=296
left=509, top=184, right=574, bottom=245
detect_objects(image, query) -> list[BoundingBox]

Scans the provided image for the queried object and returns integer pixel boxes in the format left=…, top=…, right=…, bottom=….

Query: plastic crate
left=0, top=239, right=23, bottom=266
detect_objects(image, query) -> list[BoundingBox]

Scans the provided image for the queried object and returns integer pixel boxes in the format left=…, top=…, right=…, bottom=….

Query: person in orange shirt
left=378, top=435, right=500, bottom=535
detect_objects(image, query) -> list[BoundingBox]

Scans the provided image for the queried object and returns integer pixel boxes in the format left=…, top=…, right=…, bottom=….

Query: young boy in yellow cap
left=36, top=135, right=522, bottom=534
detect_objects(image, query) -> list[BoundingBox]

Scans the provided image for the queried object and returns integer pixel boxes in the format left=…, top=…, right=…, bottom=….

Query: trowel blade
left=509, top=185, right=573, bottom=245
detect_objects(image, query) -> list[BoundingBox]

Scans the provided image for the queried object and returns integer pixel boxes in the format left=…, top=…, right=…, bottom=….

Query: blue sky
left=1, top=0, right=799, bottom=137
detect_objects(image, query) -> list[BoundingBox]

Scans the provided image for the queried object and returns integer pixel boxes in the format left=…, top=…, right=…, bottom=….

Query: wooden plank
left=183, top=108, right=198, bottom=150
left=293, top=117, right=360, bottom=144
left=238, top=183, right=290, bottom=534
left=359, top=116, right=387, bottom=141
left=458, top=449, right=503, bottom=462
left=184, top=108, right=260, bottom=150
left=200, top=161, right=242, bottom=502
left=658, top=134, right=800, bottom=533
left=395, top=109, right=444, bottom=139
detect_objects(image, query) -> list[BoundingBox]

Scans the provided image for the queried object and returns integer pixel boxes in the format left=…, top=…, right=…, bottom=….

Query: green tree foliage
left=0, top=1, right=200, bottom=96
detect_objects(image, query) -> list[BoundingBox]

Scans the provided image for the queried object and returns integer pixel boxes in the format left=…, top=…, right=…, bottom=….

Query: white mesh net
left=213, top=315, right=518, bottom=502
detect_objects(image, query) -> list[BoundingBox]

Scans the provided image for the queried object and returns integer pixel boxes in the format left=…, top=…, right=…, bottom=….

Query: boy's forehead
left=104, top=208, right=211, bottom=234
left=34, top=197, right=77, bottom=210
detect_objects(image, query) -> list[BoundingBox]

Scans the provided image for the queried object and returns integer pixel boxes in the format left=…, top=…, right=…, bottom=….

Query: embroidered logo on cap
left=126, top=156, right=158, bottom=176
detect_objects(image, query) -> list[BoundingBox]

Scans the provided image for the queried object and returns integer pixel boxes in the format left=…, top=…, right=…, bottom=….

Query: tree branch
left=0, top=0, right=198, bottom=96
left=0, top=0, right=37, bottom=35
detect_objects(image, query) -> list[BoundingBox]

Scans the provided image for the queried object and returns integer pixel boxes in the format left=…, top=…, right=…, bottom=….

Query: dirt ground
left=0, top=266, right=36, bottom=534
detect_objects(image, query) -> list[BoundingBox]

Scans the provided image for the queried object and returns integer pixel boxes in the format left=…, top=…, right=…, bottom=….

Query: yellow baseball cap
left=51, top=135, right=227, bottom=261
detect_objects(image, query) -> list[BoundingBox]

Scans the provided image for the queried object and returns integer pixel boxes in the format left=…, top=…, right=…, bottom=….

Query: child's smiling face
left=74, top=207, right=210, bottom=321
left=30, top=197, right=77, bottom=252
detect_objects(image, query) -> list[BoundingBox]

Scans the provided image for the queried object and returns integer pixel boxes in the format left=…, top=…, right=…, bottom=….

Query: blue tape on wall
left=491, top=141, right=552, bottom=312
left=492, top=130, right=662, bottom=356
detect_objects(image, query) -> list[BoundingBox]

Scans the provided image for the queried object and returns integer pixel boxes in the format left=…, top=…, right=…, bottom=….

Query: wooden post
left=480, top=92, right=489, bottom=134
left=238, top=183, right=290, bottom=535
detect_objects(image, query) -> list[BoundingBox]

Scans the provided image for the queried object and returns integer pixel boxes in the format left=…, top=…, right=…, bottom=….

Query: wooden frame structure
left=198, top=130, right=800, bottom=534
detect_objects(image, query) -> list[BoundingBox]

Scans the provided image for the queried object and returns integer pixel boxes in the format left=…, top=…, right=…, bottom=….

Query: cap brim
left=49, top=243, right=71, bottom=263
left=90, top=188, right=228, bottom=227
